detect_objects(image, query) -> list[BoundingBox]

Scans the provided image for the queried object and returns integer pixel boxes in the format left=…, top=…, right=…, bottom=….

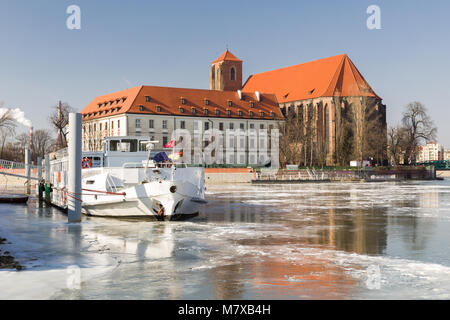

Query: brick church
left=212, top=50, right=387, bottom=165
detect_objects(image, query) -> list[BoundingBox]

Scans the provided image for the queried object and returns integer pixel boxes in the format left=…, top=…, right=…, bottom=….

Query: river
left=1, top=180, right=449, bottom=299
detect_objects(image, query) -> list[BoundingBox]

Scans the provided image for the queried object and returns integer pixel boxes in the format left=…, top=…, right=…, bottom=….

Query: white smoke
left=0, top=107, right=32, bottom=127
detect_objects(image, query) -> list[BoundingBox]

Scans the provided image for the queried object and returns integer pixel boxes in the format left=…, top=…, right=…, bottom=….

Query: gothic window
left=230, top=67, right=236, bottom=81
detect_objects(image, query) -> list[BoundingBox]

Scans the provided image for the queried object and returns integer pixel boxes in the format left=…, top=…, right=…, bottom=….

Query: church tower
left=210, top=50, right=243, bottom=91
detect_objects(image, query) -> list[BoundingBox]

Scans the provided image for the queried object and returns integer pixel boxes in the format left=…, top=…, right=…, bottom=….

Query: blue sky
left=1, top=0, right=449, bottom=146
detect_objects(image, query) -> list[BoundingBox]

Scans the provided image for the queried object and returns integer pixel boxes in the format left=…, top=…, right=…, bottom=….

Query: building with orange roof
left=242, top=54, right=386, bottom=165
left=80, top=53, right=283, bottom=165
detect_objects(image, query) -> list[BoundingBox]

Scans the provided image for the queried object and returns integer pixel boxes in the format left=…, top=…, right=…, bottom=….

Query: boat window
left=139, top=141, right=149, bottom=151
left=121, top=139, right=138, bottom=152
left=110, top=140, right=121, bottom=151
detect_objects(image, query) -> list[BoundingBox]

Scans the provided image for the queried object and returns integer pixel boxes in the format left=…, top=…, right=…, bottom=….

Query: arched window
left=230, top=67, right=236, bottom=81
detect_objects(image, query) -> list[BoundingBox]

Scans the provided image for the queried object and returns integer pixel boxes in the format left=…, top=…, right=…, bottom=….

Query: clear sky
left=1, top=0, right=449, bottom=146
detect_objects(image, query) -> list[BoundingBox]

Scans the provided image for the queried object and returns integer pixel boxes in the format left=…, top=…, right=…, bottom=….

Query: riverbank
left=0, top=237, right=24, bottom=270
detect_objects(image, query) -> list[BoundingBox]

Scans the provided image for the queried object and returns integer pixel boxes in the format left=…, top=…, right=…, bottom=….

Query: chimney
left=255, top=91, right=261, bottom=102
left=237, top=90, right=242, bottom=100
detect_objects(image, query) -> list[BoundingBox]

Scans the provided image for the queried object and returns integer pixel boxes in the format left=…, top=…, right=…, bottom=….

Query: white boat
left=78, top=137, right=206, bottom=220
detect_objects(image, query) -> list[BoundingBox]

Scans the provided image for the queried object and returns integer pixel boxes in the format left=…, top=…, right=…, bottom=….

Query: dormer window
left=205, top=99, right=210, bottom=105
left=260, top=111, right=265, bottom=117
left=215, top=109, right=220, bottom=116
left=249, top=111, right=254, bottom=117
left=156, top=106, right=162, bottom=112
left=228, top=101, right=232, bottom=107
left=192, top=107, right=196, bottom=114
left=145, top=96, right=150, bottom=102
left=97, top=104, right=101, bottom=108
left=204, top=109, right=208, bottom=115
left=115, top=99, right=120, bottom=104
left=238, top=110, right=243, bottom=116
left=271, top=112, right=275, bottom=118
left=138, top=105, right=144, bottom=111
left=122, top=97, right=126, bottom=103
left=181, top=98, right=186, bottom=105
left=250, top=102, right=255, bottom=108
left=180, top=107, right=184, bottom=113
left=227, top=110, right=231, bottom=116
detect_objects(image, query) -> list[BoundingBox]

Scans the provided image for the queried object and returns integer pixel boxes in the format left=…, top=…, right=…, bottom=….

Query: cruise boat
left=77, top=136, right=205, bottom=220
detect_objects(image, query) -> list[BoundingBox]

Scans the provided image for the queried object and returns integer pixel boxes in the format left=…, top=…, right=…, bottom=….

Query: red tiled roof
left=81, top=85, right=283, bottom=120
left=212, top=49, right=242, bottom=63
left=242, top=54, right=381, bottom=103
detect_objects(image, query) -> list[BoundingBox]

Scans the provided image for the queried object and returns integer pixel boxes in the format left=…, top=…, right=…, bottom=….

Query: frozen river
left=1, top=180, right=450, bottom=299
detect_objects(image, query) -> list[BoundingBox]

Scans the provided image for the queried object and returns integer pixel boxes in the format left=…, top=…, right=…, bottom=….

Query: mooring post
left=68, top=113, right=82, bottom=223
left=37, top=157, right=42, bottom=199
left=25, top=148, right=31, bottom=195
left=44, top=154, right=51, bottom=202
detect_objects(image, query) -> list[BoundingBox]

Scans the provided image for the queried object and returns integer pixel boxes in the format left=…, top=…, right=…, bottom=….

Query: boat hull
left=81, top=179, right=203, bottom=219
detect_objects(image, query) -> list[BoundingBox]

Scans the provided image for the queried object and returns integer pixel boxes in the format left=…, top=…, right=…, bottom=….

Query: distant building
left=417, top=142, right=444, bottom=162
left=444, top=149, right=450, bottom=161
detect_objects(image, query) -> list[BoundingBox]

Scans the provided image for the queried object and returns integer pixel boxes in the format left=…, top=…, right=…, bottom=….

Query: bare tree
left=0, top=126, right=16, bottom=158
left=32, top=129, right=55, bottom=161
left=387, top=125, right=408, bottom=165
left=401, top=101, right=437, bottom=164
left=278, top=109, right=304, bottom=166
left=49, top=101, right=74, bottom=149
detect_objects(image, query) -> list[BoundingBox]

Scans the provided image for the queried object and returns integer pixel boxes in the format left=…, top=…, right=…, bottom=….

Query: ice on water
left=1, top=180, right=450, bottom=299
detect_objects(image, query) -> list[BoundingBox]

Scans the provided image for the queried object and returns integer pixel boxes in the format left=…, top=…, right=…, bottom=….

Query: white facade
left=82, top=113, right=280, bottom=166
left=417, top=142, right=444, bottom=162
left=444, top=150, right=450, bottom=161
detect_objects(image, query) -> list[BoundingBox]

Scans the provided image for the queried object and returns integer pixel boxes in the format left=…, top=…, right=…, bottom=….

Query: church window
left=231, top=67, right=236, bottom=81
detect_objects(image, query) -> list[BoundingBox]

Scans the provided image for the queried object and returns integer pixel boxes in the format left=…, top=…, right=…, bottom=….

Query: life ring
left=82, top=157, right=92, bottom=169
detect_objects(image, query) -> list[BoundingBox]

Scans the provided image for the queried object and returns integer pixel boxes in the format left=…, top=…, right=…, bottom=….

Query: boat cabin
left=82, top=136, right=164, bottom=168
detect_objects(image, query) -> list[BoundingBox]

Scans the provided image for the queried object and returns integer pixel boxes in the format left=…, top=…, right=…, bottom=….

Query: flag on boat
left=153, top=152, right=170, bottom=163
left=164, top=140, right=175, bottom=148
left=168, top=151, right=183, bottom=160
